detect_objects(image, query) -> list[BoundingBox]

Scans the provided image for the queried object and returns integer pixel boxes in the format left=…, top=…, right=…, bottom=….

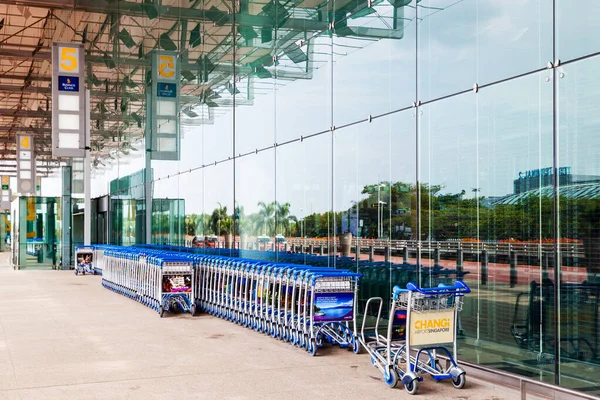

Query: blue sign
left=518, top=166, right=571, bottom=180
left=58, top=76, right=79, bottom=92
left=157, top=82, right=176, bottom=98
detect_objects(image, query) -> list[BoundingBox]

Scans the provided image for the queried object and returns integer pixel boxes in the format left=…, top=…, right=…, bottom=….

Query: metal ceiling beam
left=2, top=1, right=75, bottom=7
left=0, top=108, right=138, bottom=121
left=0, top=49, right=51, bottom=60
left=0, top=84, right=201, bottom=103
left=0, top=74, right=51, bottom=82
left=0, top=126, right=51, bottom=133
left=0, top=85, right=50, bottom=93
left=0, top=0, right=329, bottom=30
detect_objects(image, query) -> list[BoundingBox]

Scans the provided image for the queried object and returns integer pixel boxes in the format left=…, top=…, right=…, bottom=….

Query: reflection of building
left=514, top=166, right=600, bottom=194
left=494, top=167, right=600, bottom=206
left=497, top=182, right=600, bottom=205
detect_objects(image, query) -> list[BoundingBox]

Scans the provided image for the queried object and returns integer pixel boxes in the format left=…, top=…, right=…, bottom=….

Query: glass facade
left=89, top=0, right=600, bottom=394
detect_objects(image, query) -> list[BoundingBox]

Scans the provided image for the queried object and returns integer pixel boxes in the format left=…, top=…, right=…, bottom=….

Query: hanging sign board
left=16, top=135, right=35, bottom=194
left=0, top=176, right=10, bottom=211
left=148, top=51, right=180, bottom=161
left=52, top=42, right=87, bottom=158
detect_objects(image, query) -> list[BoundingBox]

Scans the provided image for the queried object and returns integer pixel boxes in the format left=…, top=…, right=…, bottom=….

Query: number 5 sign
left=58, top=46, right=79, bottom=73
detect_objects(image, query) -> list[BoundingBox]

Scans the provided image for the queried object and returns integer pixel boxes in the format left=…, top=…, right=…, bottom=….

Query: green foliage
left=183, top=182, right=600, bottom=243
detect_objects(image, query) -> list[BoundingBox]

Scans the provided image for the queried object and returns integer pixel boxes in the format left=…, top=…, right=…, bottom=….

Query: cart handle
left=393, top=280, right=471, bottom=296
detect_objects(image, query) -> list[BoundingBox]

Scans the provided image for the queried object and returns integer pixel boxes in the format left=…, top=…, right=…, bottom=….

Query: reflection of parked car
left=256, top=235, right=273, bottom=251
left=192, top=235, right=220, bottom=248
left=275, top=234, right=287, bottom=250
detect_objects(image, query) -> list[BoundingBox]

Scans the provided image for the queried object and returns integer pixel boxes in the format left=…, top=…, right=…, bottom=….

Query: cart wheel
left=370, top=356, right=377, bottom=367
left=159, top=306, right=165, bottom=318
left=74, top=270, right=78, bottom=276
left=451, top=373, right=466, bottom=389
left=309, top=339, right=317, bottom=356
left=405, top=378, right=418, bottom=395
left=384, top=367, right=398, bottom=388
left=352, top=339, right=361, bottom=354
left=190, top=304, right=197, bottom=316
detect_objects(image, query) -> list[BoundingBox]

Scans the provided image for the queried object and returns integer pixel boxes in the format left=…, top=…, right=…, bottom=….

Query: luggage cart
left=153, top=254, right=195, bottom=317
left=359, top=280, right=470, bottom=394
left=191, top=254, right=362, bottom=356
left=306, top=271, right=362, bottom=356
left=74, top=245, right=95, bottom=275
left=101, top=247, right=195, bottom=317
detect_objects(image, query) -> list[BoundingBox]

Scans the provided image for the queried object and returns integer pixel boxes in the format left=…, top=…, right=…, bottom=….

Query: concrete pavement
left=0, top=253, right=527, bottom=400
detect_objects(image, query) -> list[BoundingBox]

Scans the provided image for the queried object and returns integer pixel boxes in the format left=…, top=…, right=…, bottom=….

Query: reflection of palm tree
left=276, top=202, right=297, bottom=236
left=256, top=201, right=275, bottom=236
left=210, top=202, right=231, bottom=235
left=254, top=201, right=298, bottom=237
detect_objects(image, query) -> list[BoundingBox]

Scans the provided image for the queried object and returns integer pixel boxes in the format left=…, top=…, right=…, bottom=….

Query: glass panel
left=333, top=1, right=417, bottom=126
left=12, top=197, right=60, bottom=269
left=420, top=71, right=554, bottom=381
left=236, top=149, right=276, bottom=256
left=203, top=161, right=235, bottom=256
left=276, top=133, right=333, bottom=265
left=275, top=31, right=333, bottom=144
left=235, top=74, right=275, bottom=156
left=557, top=0, right=600, bottom=62
left=334, top=110, right=416, bottom=324
left=417, top=0, right=552, bottom=102
left=557, top=56, right=600, bottom=395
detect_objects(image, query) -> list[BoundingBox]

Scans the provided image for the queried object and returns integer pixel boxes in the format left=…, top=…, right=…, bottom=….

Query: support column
left=145, top=152, right=152, bottom=245
left=433, top=248, right=441, bottom=267
left=456, top=249, right=464, bottom=279
left=369, top=245, right=375, bottom=262
left=481, top=250, right=488, bottom=285
left=61, top=165, right=72, bottom=268
left=542, top=251, right=550, bottom=281
left=510, top=251, right=518, bottom=287
left=84, top=90, right=91, bottom=246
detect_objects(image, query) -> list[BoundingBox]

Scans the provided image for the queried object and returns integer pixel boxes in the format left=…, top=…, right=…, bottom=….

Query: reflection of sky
left=42, top=1, right=600, bottom=217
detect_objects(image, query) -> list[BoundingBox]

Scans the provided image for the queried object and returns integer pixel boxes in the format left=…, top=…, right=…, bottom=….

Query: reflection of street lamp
left=378, top=201, right=387, bottom=238
left=299, top=208, right=304, bottom=239
left=377, top=183, right=386, bottom=239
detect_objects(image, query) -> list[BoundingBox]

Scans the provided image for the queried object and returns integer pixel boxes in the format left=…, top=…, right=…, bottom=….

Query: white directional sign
left=52, top=42, right=87, bottom=158
left=16, top=135, right=35, bottom=194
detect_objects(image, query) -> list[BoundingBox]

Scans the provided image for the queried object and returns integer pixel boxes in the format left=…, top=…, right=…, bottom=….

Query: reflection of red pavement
left=345, top=253, right=589, bottom=285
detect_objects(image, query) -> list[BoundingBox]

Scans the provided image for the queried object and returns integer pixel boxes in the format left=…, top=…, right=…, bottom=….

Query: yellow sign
left=26, top=198, right=35, bottom=222
left=19, top=136, right=30, bottom=149
left=158, top=55, right=175, bottom=79
left=1, top=176, right=8, bottom=185
left=409, top=310, right=454, bottom=346
left=59, top=46, right=78, bottom=73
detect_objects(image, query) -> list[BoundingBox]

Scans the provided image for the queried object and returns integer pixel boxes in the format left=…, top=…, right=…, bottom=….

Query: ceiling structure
left=0, top=0, right=413, bottom=176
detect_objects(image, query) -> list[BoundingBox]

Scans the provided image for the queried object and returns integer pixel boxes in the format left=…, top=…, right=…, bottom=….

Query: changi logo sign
left=518, top=166, right=571, bottom=179
left=409, top=310, right=454, bottom=346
